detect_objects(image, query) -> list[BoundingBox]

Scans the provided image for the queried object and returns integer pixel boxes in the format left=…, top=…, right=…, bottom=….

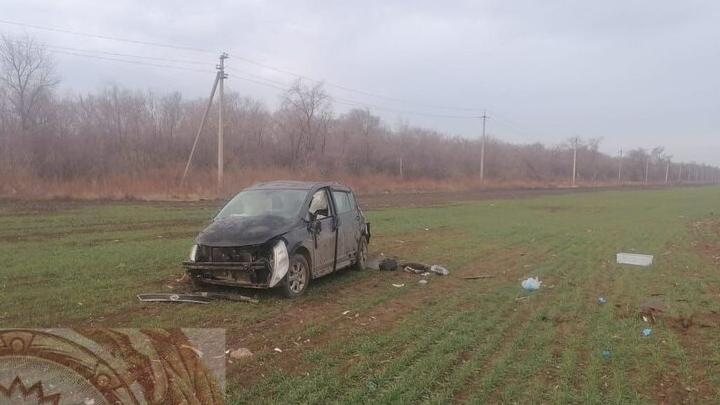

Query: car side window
left=347, top=192, right=357, bottom=211
left=332, top=191, right=352, bottom=214
left=309, top=189, right=331, bottom=219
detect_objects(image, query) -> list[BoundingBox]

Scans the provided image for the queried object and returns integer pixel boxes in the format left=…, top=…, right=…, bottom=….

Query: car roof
left=246, top=180, right=352, bottom=192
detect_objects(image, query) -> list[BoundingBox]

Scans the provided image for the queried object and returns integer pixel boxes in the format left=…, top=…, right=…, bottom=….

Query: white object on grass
left=616, top=253, right=653, bottom=267
left=521, top=277, right=542, bottom=291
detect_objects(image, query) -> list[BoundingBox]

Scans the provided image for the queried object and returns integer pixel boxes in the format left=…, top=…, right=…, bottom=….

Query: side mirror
left=306, top=217, right=322, bottom=233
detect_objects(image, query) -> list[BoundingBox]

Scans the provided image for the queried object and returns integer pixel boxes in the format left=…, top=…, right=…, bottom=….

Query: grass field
left=2, top=187, right=720, bottom=403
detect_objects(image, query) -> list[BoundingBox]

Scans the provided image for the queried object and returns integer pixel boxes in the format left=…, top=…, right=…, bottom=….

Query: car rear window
left=332, top=191, right=352, bottom=213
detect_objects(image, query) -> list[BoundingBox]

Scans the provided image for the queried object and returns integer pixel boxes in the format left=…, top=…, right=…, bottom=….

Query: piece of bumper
left=183, top=261, right=271, bottom=288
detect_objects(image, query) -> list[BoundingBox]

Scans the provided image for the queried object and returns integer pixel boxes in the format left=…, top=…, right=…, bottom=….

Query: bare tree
left=0, top=35, right=58, bottom=132
left=279, top=80, right=332, bottom=165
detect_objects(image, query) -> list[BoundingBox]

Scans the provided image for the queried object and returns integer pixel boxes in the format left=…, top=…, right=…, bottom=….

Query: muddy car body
left=184, top=181, right=370, bottom=297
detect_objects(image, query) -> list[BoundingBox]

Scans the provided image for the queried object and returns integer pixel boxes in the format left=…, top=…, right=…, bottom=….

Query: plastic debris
left=229, top=348, right=253, bottom=360
left=367, top=379, right=378, bottom=392
left=601, top=350, right=611, bottom=359
left=617, top=253, right=654, bottom=266
left=342, top=310, right=351, bottom=315
left=379, top=258, right=399, bottom=271
left=274, top=347, right=283, bottom=353
left=430, top=265, right=450, bottom=276
left=521, top=277, right=542, bottom=291
left=597, top=297, right=607, bottom=304
left=418, top=279, right=428, bottom=285
left=641, top=328, right=653, bottom=337
left=404, top=266, right=425, bottom=274
left=392, top=283, right=405, bottom=288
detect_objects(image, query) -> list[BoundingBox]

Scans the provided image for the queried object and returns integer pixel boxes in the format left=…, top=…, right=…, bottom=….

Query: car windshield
left=215, top=189, right=308, bottom=220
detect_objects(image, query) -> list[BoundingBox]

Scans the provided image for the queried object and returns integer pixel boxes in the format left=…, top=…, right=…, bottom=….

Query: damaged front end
left=183, top=240, right=289, bottom=289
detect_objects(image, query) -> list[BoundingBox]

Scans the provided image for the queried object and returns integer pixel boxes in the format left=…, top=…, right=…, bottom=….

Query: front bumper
left=183, top=260, right=271, bottom=288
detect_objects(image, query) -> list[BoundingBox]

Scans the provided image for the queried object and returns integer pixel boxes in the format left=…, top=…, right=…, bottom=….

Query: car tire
left=282, top=254, right=310, bottom=298
left=354, top=237, right=368, bottom=270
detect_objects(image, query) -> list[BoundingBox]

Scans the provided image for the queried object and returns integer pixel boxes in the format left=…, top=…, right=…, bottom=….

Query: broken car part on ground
left=137, top=292, right=259, bottom=304
left=183, top=181, right=371, bottom=298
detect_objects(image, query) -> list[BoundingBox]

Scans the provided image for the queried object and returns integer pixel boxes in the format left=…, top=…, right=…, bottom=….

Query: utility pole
left=479, top=111, right=488, bottom=183
left=644, top=157, right=650, bottom=185
left=181, top=66, right=221, bottom=186
left=665, top=159, right=670, bottom=184
left=617, top=149, right=623, bottom=185
left=571, top=137, right=579, bottom=187
left=217, top=52, right=229, bottom=190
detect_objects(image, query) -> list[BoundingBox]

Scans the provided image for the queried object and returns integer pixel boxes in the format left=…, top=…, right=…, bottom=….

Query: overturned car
left=184, top=181, right=370, bottom=297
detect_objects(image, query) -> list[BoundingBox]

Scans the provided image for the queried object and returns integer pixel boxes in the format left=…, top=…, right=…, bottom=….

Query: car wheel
left=354, top=237, right=368, bottom=270
left=282, top=254, right=310, bottom=298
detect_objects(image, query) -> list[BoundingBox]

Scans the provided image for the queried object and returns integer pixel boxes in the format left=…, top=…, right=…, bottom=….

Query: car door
left=308, top=188, right=337, bottom=278
left=331, top=190, right=355, bottom=269
left=347, top=191, right=365, bottom=246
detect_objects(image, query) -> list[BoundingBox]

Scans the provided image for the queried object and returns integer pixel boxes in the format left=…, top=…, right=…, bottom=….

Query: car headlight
left=189, top=244, right=198, bottom=262
left=268, top=240, right=289, bottom=287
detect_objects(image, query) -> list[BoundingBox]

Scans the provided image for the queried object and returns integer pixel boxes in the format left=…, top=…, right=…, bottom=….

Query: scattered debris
left=639, top=298, right=668, bottom=323
left=521, top=277, right=542, bottom=291
left=379, top=258, right=399, bottom=271
left=616, top=252, right=654, bottom=266
left=229, top=348, right=253, bottom=360
left=367, top=379, right=378, bottom=392
left=274, top=347, right=283, bottom=353
left=461, top=274, right=495, bottom=280
left=597, top=297, right=607, bottom=305
left=392, top=283, right=405, bottom=288
left=342, top=310, right=351, bottom=315
left=137, top=291, right=258, bottom=304
left=403, top=265, right=425, bottom=274
left=400, top=262, right=449, bottom=276
left=601, top=349, right=611, bottom=359
left=418, top=279, right=428, bottom=285
left=137, top=293, right=210, bottom=304
left=641, top=328, right=653, bottom=337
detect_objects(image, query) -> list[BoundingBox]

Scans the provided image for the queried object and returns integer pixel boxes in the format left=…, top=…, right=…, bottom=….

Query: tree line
left=1, top=34, right=718, bottom=193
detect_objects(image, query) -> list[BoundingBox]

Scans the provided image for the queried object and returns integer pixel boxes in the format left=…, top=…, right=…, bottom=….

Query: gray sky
left=3, top=0, right=719, bottom=164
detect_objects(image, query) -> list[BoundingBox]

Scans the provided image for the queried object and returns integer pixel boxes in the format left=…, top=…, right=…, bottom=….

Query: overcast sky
left=3, top=0, right=719, bottom=164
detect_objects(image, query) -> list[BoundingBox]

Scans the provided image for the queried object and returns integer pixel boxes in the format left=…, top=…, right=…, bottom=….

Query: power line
left=1, top=19, right=486, bottom=113
left=0, top=19, right=218, bottom=54
left=44, top=44, right=211, bottom=66
left=225, top=66, right=482, bottom=119
left=47, top=49, right=212, bottom=73
left=228, top=55, right=485, bottom=112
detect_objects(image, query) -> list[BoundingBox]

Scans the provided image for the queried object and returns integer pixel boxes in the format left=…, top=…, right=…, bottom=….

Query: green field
left=2, top=187, right=720, bottom=403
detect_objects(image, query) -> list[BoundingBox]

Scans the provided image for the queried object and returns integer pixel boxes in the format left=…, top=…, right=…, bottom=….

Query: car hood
left=196, top=215, right=299, bottom=247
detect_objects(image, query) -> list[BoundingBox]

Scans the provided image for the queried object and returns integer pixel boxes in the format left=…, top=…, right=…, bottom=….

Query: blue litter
left=521, top=277, right=542, bottom=291
left=367, top=379, right=378, bottom=392
left=597, top=297, right=607, bottom=304
left=641, top=328, right=652, bottom=337
left=601, top=349, right=611, bottom=359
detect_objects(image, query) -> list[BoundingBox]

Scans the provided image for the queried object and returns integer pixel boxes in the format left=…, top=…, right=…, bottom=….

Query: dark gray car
left=183, top=181, right=371, bottom=297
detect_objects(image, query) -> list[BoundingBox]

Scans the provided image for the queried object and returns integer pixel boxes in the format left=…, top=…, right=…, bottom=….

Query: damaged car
left=184, top=181, right=370, bottom=297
